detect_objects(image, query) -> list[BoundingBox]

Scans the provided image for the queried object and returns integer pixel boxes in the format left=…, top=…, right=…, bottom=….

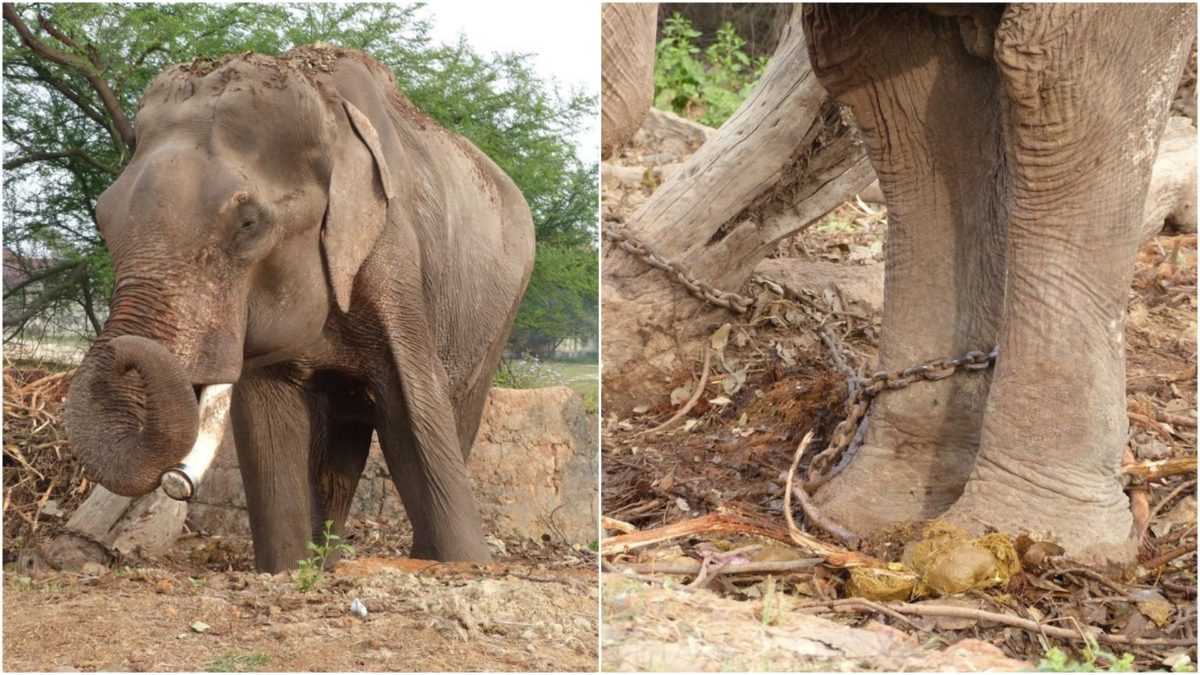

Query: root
left=784, top=431, right=862, bottom=549
left=798, top=599, right=1200, bottom=649
left=641, top=343, right=711, bottom=435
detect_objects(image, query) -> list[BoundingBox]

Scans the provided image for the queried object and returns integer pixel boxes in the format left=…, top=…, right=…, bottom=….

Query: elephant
left=601, top=4, right=1195, bottom=564
left=63, top=45, right=536, bottom=572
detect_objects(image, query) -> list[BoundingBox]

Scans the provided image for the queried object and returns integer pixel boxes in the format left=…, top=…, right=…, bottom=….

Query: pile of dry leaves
left=2, top=363, right=89, bottom=553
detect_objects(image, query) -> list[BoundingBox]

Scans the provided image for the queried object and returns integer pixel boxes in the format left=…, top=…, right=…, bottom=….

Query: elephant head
left=65, top=50, right=394, bottom=497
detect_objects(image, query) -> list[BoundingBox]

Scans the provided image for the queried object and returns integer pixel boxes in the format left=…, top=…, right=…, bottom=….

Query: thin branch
left=4, top=5, right=136, bottom=152
left=4, top=149, right=117, bottom=176
left=799, top=599, right=1199, bottom=648
left=2, top=259, right=82, bottom=299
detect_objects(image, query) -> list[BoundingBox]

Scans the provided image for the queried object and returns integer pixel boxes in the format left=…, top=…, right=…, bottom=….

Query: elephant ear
left=322, top=99, right=395, bottom=313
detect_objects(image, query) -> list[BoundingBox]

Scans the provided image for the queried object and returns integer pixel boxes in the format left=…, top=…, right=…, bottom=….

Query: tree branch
left=4, top=149, right=118, bottom=176
left=2, top=262, right=88, bottom=337
left=3, top=5, right=136, bottom=152
left=2, top=258, right=82, bottom=299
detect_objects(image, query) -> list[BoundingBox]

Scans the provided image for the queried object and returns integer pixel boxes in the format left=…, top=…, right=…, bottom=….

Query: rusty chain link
left=603, top=222, right=757, bottom=314
left=603, top=217, right=997, bottom=487
left=804, top=342, right=998, bottom=489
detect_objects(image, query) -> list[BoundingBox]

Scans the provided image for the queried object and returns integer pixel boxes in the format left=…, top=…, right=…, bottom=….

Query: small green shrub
left=295, top=520, right=353, bottom=593
left=654, top=14, right=768, bottom=127
left=1038, top=640, right=1135, bottom=672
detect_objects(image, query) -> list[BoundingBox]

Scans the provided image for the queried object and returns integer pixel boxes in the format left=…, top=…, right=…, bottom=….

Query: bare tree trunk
left=601, top=3, right=659, bottom=159
left=41, top=487, right=187, bottom=570
left=602, top=8, right=873, bottom=415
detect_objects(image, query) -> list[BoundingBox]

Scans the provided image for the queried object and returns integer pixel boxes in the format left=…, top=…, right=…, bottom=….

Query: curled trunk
left=65, top=334, right=199, bottom=497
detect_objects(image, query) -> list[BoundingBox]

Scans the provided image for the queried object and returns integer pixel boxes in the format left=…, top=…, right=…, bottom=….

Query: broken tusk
left=160, top=383, right=232, bottom=501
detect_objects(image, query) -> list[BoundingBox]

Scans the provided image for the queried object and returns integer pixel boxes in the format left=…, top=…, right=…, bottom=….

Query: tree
left=509, top=243, right=599, bottom=359
left=601, top=8, right=872, bottom=415
left=3, top=3, right=597, bottom=351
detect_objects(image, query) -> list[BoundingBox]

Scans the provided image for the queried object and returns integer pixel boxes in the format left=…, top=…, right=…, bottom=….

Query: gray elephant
left=601, top=4, right=1194, bottom=564
left=64, top=45, right=535, bottom=572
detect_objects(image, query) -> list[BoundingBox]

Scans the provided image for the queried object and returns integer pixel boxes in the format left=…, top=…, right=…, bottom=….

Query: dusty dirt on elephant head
left=601, top=118, right=1197, bottom=671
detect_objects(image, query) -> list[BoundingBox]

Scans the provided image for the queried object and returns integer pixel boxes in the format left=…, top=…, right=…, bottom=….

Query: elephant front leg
left=232, top=375, right=320, bottom=573
left=375, top=387, right=491, bottom=562
left=944, top=4, right=1195, bottom=564
left=802, top=5, right=1007, bottom=532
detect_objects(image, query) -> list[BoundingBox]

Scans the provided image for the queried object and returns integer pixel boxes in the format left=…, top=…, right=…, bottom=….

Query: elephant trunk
left=65, top=335, right=201, bottom=497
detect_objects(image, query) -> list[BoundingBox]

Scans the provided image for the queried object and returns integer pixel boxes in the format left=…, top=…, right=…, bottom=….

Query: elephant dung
left=901, top=523, right=1021, bottom=598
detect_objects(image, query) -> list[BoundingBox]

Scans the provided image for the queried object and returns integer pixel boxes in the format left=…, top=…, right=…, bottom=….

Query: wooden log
left=602, top=7, right=873, bottom=416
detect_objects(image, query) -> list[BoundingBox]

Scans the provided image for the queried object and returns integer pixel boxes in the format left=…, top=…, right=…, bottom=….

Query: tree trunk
left=41, top=487, right=187, bottom=570
left=601, top=7, right=873, bottom=416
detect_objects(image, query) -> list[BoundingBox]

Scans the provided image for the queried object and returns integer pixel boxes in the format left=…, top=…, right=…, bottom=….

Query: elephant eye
left=240, top=219, right=256, bottom=230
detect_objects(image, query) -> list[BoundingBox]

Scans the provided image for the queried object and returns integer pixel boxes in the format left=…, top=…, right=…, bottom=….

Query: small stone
left=80, top=562, right=107, bottom=577
left=189, top=621, right=210, bottom=634
left=155, top=579, right=173, bottom=594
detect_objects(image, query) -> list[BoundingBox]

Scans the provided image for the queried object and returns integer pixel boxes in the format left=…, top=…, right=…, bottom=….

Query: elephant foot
left=811, top=412, right=979, bottom=536
left=941, top=457, right=1137, bottom=568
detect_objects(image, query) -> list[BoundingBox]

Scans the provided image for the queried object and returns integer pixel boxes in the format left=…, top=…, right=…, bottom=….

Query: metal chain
left=602, top=217, right=998, bottom=487
left=805, top=344, right=998, bottom=489
left=602, top=222, right=757, bottom=314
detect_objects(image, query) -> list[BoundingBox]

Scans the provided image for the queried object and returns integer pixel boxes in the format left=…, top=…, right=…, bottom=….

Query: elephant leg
left=802, top=6, right=1007, bottom=531
left=308, top=382, right=373, bottom=567
left=232, top=373, right=319, bottom=573
left=374, top=384, right=491, bottom=561
left=945, top=4, right=1195, bottom=563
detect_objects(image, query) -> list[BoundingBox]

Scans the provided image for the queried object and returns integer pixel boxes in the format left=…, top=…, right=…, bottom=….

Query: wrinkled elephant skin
left=800, top=4, right=1195, bottom=564
left=64, top=46, right=536, bottom=572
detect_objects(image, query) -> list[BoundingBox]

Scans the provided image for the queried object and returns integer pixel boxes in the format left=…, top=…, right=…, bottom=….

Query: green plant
left=205, top=651, right=271, bottom=672
left=653, top=15, right=769, bottom=127
left=1038, top=637, right=1135, bottom=672
left=295, top=520, right=353, bottom=592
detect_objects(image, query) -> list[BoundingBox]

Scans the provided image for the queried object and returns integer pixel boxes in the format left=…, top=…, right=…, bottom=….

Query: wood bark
left=601, top=3, right=658, bottom=159
left=602, top=7, right=873, bottom=415
left=41, top=487, right=187, bottom=570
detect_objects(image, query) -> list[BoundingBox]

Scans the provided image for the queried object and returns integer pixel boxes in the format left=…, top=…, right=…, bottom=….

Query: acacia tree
left=2, top=3, right=597, bottom=351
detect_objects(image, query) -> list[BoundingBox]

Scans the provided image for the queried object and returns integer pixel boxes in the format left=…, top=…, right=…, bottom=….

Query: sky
left=422, top=2, right=600, bottom=164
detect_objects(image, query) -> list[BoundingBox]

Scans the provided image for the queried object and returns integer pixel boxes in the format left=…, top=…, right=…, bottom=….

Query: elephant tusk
left=160, top=383, right=233, bottom=501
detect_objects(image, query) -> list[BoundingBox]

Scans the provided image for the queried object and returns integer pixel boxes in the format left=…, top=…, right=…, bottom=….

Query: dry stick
left=601, top=515, right=638, bottom=535
left=1147, top=478, right=1197, bottom=523
left=1129, top=411, right=1175, bottom=439
left=1122, top=457, right=1197, bottom=481
left=617, top=558, right=823, bottom=576
left=641, top=343, right=711, bottom=435
left=1141, top=543, right=1197, bottom=570
left=1155, top=410, right=1198, bottom=429
left=805, top=600, right=1197, bottom=648
left=600, top=512, right=795, bottom=556
left=794, top=598, right=928, bottom=634
left=783, top=431, right=862, bottom=550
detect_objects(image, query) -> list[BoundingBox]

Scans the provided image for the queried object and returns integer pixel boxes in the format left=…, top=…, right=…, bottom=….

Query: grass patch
left=494, top=357, right=598, bottom=414
left=204, top=651, right=270, bottom=672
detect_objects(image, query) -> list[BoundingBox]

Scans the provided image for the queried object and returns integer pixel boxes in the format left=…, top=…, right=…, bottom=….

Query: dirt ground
left=600, top=113, right=1198, bottom=671
left=3, top=356, right=599, bottom=671
left=3, top=524, right=599, bottom=672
